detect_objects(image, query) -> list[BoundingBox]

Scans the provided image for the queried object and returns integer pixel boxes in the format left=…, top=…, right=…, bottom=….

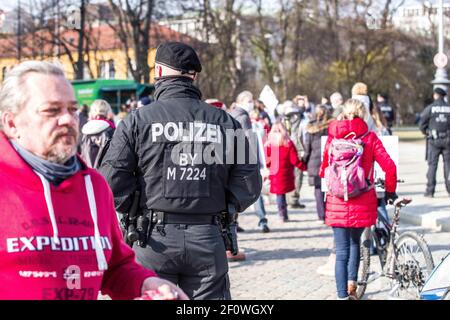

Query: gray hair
left=0, top=61, right=66, bottom=130
left=330, top=92, right=343, bottom=107
left=236, top=90, right=253, bottom=104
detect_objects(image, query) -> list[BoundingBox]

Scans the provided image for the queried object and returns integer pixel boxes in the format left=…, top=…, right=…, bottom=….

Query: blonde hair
left=266, top=121, right=290, bottom=147
left=236, top=90, right=253, bottom=104
left=341, top=99, right=366, bottom=120
left=89, top=99, right=112, bottom=119
left=351, top=82, right=368, bottom=96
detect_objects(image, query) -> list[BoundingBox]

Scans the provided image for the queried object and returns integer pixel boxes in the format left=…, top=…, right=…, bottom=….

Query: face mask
left=241, top=102, right=254, bottom=113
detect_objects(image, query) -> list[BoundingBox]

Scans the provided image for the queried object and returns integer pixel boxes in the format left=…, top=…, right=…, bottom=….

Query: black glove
left=385, top=192, right=398, bottom=205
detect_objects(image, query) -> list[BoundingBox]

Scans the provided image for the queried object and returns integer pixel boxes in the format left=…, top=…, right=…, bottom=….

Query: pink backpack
left=324, top=132, right=372, bottom=201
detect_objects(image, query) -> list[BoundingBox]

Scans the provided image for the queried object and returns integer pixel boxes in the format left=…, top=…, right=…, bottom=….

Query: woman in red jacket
left=319, top=99, right=397, bottom=299
left=265, top=122, right=306, bottom=222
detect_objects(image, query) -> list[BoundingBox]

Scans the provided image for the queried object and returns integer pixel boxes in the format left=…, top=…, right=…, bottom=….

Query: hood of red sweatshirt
left=0, top=131, right=108, bottom=270
left=0, top=132, right=89, bottom=193
left=0, top=131, right=157, bottom=300
left=328, top=118, right=368, bottom=139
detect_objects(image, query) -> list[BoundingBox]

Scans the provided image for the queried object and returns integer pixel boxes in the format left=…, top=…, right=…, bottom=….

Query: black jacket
left=420, top=98, right=450, bottom=137
left=303, top=120, right=330, bottom=187
left=378, top=102, right=395, bottom=126
left=100, top=77, right=261, bottom=214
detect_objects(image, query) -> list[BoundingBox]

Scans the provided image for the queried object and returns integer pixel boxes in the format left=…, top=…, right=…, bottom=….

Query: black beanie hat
left=434, top=87, right=447, bottom=97
left=155, top=42, right=202, bottom=74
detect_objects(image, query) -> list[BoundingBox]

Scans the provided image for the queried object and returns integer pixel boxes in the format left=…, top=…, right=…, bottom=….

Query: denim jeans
left=254, top=196, right=268, bottom=226
left=332, top=227, right=365, bottom=298
left=276, top=194, right=288, bottom=219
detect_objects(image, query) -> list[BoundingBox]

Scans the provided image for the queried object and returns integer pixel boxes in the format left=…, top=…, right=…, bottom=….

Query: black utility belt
left=430, top=132, right=449, bottom=139
left=429, top=129, right=450, bottom=139
left=152, top=212, right=221, bottom=225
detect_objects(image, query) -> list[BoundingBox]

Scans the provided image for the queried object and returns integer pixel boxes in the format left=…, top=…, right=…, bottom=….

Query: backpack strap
left=342, top=166, right=349, bottom=201
left=344, top=131, right=370, bottom=141
left=359, top=130, right=373, bottom=180
left=368, top=164, right=374, bottom=177
left=366, top=164, right=374, bottom=188
left=356, top=131, right=375, bottom=186
left=344, top=132, right=356, bottom=139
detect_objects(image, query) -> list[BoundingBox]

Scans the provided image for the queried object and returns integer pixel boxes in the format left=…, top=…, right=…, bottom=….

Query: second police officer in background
left=376, top=93, right=395, bottom=135
left=100, top=42, right=262, bottom=300
left=419, top=87, right=450, bottom=198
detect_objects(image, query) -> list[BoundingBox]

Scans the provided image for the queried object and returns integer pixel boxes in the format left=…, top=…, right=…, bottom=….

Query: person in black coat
left=302, top=105, right=332, bottom=221
left=99, top=42, right=261, bottom=299
left=419, top=87, right=450, bottom=197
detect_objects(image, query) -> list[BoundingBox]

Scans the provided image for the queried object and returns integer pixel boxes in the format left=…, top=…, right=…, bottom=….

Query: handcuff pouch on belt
left=220, top=211, right=239, bottom=256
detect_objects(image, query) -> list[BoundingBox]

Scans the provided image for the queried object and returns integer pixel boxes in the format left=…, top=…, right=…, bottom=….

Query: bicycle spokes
left=390, top=234, right=434, bottom=299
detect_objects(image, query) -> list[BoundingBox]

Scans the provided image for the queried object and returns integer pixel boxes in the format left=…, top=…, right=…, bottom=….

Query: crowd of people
left=206, top=82, right=397, bottom=219
left=202, top=82, right=400, bottom=300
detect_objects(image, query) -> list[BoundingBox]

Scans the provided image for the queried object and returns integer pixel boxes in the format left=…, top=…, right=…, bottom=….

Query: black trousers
left=314, top=187, right=325, bottom=221
left=133, top=222, right=231, bottom=300
left=426, top=138, right=450, bottom=195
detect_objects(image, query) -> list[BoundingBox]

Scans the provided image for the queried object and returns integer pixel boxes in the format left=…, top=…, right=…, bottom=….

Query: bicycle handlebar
left=394, top=197, right=412, bottom=208
left=374, top=178, right=405, bottom=189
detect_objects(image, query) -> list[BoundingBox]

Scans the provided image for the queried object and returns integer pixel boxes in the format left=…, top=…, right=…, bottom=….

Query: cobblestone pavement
left=229, top=198, right=450, bottom=300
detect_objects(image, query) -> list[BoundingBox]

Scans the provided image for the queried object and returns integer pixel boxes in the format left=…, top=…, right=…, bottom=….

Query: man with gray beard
left=0, top=60, right=186, bottom=300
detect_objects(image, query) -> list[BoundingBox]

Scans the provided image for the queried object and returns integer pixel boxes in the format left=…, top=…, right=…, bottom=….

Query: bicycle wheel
left=390, top=231, right=435, bottom=299
left=443, top=289, right=450, bottom=300
left=356, top=228, right=371, bottom=300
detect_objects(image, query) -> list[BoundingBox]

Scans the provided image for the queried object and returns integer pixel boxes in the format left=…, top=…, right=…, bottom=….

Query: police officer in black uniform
left=419, top=87, right=450, bottom=197
left=99, top=42, right=261, bottom=299
left=377, top=93, right=395, bottom=135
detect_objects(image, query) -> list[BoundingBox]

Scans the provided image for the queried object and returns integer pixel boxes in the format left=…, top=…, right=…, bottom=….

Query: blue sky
left=0, top=0, right=16, bottom=11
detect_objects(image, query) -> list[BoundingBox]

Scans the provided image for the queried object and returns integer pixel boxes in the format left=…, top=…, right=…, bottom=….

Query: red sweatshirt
left=0, top=133, right=156, bottom=300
